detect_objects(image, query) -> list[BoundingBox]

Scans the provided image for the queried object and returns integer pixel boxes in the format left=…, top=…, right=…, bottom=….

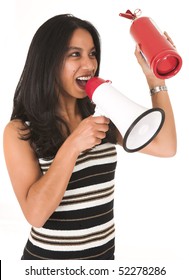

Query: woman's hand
left=164, top=31, right=176, bottom=48
left=67, top=115, right=110, bottom=153
left=134, top=31, right=175, bottom=85
left=134, top=44, right=153, bottom=77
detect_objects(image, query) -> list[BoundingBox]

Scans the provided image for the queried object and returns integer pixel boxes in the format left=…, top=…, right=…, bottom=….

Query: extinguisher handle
left=119, top=9, right=142, bottom=20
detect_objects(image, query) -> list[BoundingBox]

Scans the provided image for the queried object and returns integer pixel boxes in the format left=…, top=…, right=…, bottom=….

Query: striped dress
left=22, top=142, right=117, bottom=260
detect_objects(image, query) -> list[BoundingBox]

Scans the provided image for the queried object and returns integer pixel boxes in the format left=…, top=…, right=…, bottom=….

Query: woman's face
left=60, top=28, right=98, bottom=99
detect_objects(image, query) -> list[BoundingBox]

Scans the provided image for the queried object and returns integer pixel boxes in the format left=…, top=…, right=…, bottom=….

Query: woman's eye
left=90, top=50, right=97, bottom=57
left=70, top=52, right=80, bottom=57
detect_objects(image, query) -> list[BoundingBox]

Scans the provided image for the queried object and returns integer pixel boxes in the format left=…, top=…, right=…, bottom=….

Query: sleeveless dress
left=21, top=142, right=117, bottom=260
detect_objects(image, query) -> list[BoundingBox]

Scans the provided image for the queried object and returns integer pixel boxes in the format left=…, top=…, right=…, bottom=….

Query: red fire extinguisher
left=119, top=9, right=182, bottom=79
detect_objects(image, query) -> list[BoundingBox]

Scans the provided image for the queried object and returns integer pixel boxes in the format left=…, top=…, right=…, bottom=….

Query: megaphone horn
left=85, top=77, right=165, bottom=153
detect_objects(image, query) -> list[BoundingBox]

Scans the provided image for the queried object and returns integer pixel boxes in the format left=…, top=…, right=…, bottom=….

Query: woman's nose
left=81, top=56, right=96, bottom=71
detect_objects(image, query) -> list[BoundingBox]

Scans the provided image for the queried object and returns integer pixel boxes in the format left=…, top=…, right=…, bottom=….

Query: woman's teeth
left=76, top=76, right=92, bottom=88
left=77, top=76, right=91, bottom=81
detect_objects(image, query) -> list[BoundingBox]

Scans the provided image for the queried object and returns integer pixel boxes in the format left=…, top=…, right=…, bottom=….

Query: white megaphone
left=85, top=77, right=165, bottom=152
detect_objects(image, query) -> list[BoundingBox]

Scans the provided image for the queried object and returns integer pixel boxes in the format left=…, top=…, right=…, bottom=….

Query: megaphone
left=119, top=9, right=182, bottom=79
left=85, top=77, right=165, bottom=152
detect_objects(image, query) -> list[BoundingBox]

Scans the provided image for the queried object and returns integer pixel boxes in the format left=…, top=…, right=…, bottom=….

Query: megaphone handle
left=93, top=106, right=106, bottom=117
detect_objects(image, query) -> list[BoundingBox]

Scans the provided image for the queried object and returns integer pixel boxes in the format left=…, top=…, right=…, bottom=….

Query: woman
left=3, top=14, right=176, bottom=259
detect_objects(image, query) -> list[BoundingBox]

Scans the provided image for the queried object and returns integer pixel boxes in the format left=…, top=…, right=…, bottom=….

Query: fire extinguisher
left=119, top=9, right=182, bottom=79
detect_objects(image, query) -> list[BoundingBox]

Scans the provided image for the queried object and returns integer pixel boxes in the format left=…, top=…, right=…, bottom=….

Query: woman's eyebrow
left=67, top=46, right=82, bottom=51
left=67, top=46, right=96, bottom=51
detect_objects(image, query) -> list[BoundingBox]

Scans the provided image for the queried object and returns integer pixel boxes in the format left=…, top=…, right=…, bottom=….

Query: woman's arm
left=134, top=44, right=177, bottom=157
left=3, top=116, right=109, bottom=227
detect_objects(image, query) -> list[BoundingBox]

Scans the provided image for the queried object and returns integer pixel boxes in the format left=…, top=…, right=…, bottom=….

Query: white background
left=0, top=0, right=188, bottom=274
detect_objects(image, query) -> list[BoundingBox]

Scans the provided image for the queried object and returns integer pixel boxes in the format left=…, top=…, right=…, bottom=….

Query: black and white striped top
left=22, top=142, right=117, bottom=260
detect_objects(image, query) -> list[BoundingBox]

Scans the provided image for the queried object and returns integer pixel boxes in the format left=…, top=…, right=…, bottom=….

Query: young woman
left=3, top=14, right=176, bottom=260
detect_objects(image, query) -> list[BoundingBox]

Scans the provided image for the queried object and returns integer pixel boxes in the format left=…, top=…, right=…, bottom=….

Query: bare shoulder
left=4, top=119, right=28, bottom=135
left=3, top=119, right=37, bottom=165
left=3, top=119, right=31, bottom=148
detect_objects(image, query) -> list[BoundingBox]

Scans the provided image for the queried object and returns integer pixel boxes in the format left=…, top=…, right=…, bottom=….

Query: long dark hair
left=11, top=14, right=117, bottom=159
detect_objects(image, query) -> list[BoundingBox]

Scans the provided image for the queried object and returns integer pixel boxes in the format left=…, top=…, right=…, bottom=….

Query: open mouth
left=76, top=76, right=92, bottom=89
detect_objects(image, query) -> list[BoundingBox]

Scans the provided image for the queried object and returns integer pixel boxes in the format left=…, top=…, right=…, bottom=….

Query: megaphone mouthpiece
left=85, top=77, right=111, bottom=99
